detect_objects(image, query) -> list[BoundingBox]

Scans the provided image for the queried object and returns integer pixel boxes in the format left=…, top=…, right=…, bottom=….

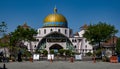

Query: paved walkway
left=0, top=61, right=120, bottom=69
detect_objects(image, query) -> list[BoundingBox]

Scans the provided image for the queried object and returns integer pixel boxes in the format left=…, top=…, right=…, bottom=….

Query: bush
left=71, top=52, right=75, bottom=56
left=50, top=49, right=54, bottom=54
left=86, top=52, right=92, bottom=56
left=23, top=51, right=32, bottom=57
left=58, top=49, right=65, bottom=56
left=95, top=49, right=102, bottom=57
left=65, top=50, right=72, bottom=56
left=102, top=56, right=110, bottom=62
left=43, top=50, right=48, bottom=56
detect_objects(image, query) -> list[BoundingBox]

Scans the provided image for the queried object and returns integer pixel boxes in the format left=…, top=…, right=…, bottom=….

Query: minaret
left=54, top=6, right=57, bottom=13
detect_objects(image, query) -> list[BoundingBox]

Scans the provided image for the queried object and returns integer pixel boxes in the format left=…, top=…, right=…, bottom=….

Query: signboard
left=47, top=54, right=54, bottom=60
left=33, top=54, right=40, bottom=60
left=75, top=54, right=82, bottom=60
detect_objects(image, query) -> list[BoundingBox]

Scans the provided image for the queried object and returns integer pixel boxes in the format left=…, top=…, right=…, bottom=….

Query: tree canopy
left=0, top=22, right=7, bottom=36
left=10, top=25, right=37, bottom=47
left=83, top=22, right=118, bottom=46
left=0, top=22, right=7, bottom=47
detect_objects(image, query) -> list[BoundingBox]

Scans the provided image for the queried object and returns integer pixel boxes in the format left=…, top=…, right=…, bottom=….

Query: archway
left=36, top=32, right=75, bottom=51
left=49, top=44, right=63, bottom=53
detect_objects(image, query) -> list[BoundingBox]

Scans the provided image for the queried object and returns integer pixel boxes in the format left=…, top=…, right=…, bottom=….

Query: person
left=18, top=51, right=22, bottom=62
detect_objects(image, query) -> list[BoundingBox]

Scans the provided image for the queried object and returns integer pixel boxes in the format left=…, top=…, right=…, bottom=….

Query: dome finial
left=54, top=6, right=57, bottom=13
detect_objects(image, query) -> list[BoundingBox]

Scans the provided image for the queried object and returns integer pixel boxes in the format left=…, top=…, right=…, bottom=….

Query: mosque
left=24, top=7, right=93, bottom=55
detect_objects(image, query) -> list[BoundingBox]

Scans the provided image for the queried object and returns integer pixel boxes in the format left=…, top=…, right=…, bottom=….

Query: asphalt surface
left=0, top=61, right=120, bottom=69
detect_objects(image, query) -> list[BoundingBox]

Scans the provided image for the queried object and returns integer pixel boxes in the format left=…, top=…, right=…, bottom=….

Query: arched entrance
left=49, top=44, right=63, bottom=53
left=36, top=32, right=75, bottom=52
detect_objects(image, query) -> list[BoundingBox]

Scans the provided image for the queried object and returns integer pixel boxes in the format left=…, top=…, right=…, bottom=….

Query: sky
left=0, top=0, right=120, bottom=36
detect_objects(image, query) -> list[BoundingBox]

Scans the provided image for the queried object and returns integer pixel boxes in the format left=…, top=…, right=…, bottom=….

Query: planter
left=110, top=56, right=118, bottom=63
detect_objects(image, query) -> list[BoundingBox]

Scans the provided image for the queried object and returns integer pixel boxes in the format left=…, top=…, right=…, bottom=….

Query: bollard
left=93, top=56, right=96, bottom=63
left=70, top=57, right=74, bottom=63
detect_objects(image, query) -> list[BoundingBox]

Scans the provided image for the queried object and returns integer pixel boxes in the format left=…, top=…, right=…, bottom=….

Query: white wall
left=78, top=30, right=93, bottom=55
left=78, top=30, right=85, bottom=37
left=37, top=27, right=70, bottom=37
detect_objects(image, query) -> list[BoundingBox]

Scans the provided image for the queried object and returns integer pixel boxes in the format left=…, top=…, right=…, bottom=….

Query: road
left=0, top=61, right=120, bottom=69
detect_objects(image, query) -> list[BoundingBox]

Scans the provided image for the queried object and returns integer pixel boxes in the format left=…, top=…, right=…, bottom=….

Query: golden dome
left=43, top=7, right=68, bottom=27
left=43, top=14, right=67, bottom=23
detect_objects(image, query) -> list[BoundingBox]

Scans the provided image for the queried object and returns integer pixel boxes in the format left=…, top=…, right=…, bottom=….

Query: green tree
left=116, top=38, right=120, bottom=55
left=43, top=50, right=48, bottom=56
left=83, top=22, right=118, bottom=57
left=10, top=24, right=37, bottom=53
left=0, top=35, right=9, bottom=47
left=65, top=50, right=72, bottom=56
left=0, top=22, right=7, bottom=34
left=58, top=49, right=65, bottom=56
left=50, top=49, right=54, bottom=54
left=0, top=22, right=7, bottom=47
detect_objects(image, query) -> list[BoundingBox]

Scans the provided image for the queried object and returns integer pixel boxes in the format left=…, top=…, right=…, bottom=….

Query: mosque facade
left=24, top=7, right=93, bottom=55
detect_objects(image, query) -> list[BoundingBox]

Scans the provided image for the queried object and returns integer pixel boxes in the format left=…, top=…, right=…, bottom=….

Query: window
left=72, top=39, right=74, bottom=42
left=85, top=45, right=87, bottom=48
left=85, top=39, right=87, bottom=43
left=78, top=39, right=81, bottom=42
left=89, top=50, right=91, bottom=52
left=65, top=29, right=67, bottom=34
left=83, top=49, right=84, bottom=52
left=39, top=30, right=41, bottom=34
left=36, top=39, right=39, bottom=41
left=50, top=29, right=53, bottom=32
left=44, top=29, right=46, bottom=34
left=34, top=45, right=36, bottom=48
left=74, top=45, right=76, bottom=48
left=58, top=29, right=60, bottom=33
left=75, top=39, right=77, bottom=42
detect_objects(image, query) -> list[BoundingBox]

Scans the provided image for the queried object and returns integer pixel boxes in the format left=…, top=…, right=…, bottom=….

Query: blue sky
left=0, top=0, right=120, bottom=36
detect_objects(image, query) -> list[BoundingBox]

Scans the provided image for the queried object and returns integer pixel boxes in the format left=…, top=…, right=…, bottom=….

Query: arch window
left=75, top=39, right=77, bottom=42
left=85, top=45, right=87, bottom=48
left=65, top=29, right=67, bottom=34
left=74, top=45, right=76, bottom=48
left=34, top=45, right=36, bottom=48
left=58, top=29, right=61, bottom=33
left=72, top=39, right=74, bottom=42
left=50, top=29, right=53, bottom=32
left=36, top=39, right=39, bottom=41
left=39, top=30, right=41, bottom=34
left=44, top=29, right=46, bottom=34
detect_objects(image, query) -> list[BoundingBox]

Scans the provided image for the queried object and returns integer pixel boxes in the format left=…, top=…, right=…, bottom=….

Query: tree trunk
left=98, top=41, right=102, bottom=59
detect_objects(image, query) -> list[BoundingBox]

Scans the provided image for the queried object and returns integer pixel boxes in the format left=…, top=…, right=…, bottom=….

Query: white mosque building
left=24, top=7, right=93, bottom=55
